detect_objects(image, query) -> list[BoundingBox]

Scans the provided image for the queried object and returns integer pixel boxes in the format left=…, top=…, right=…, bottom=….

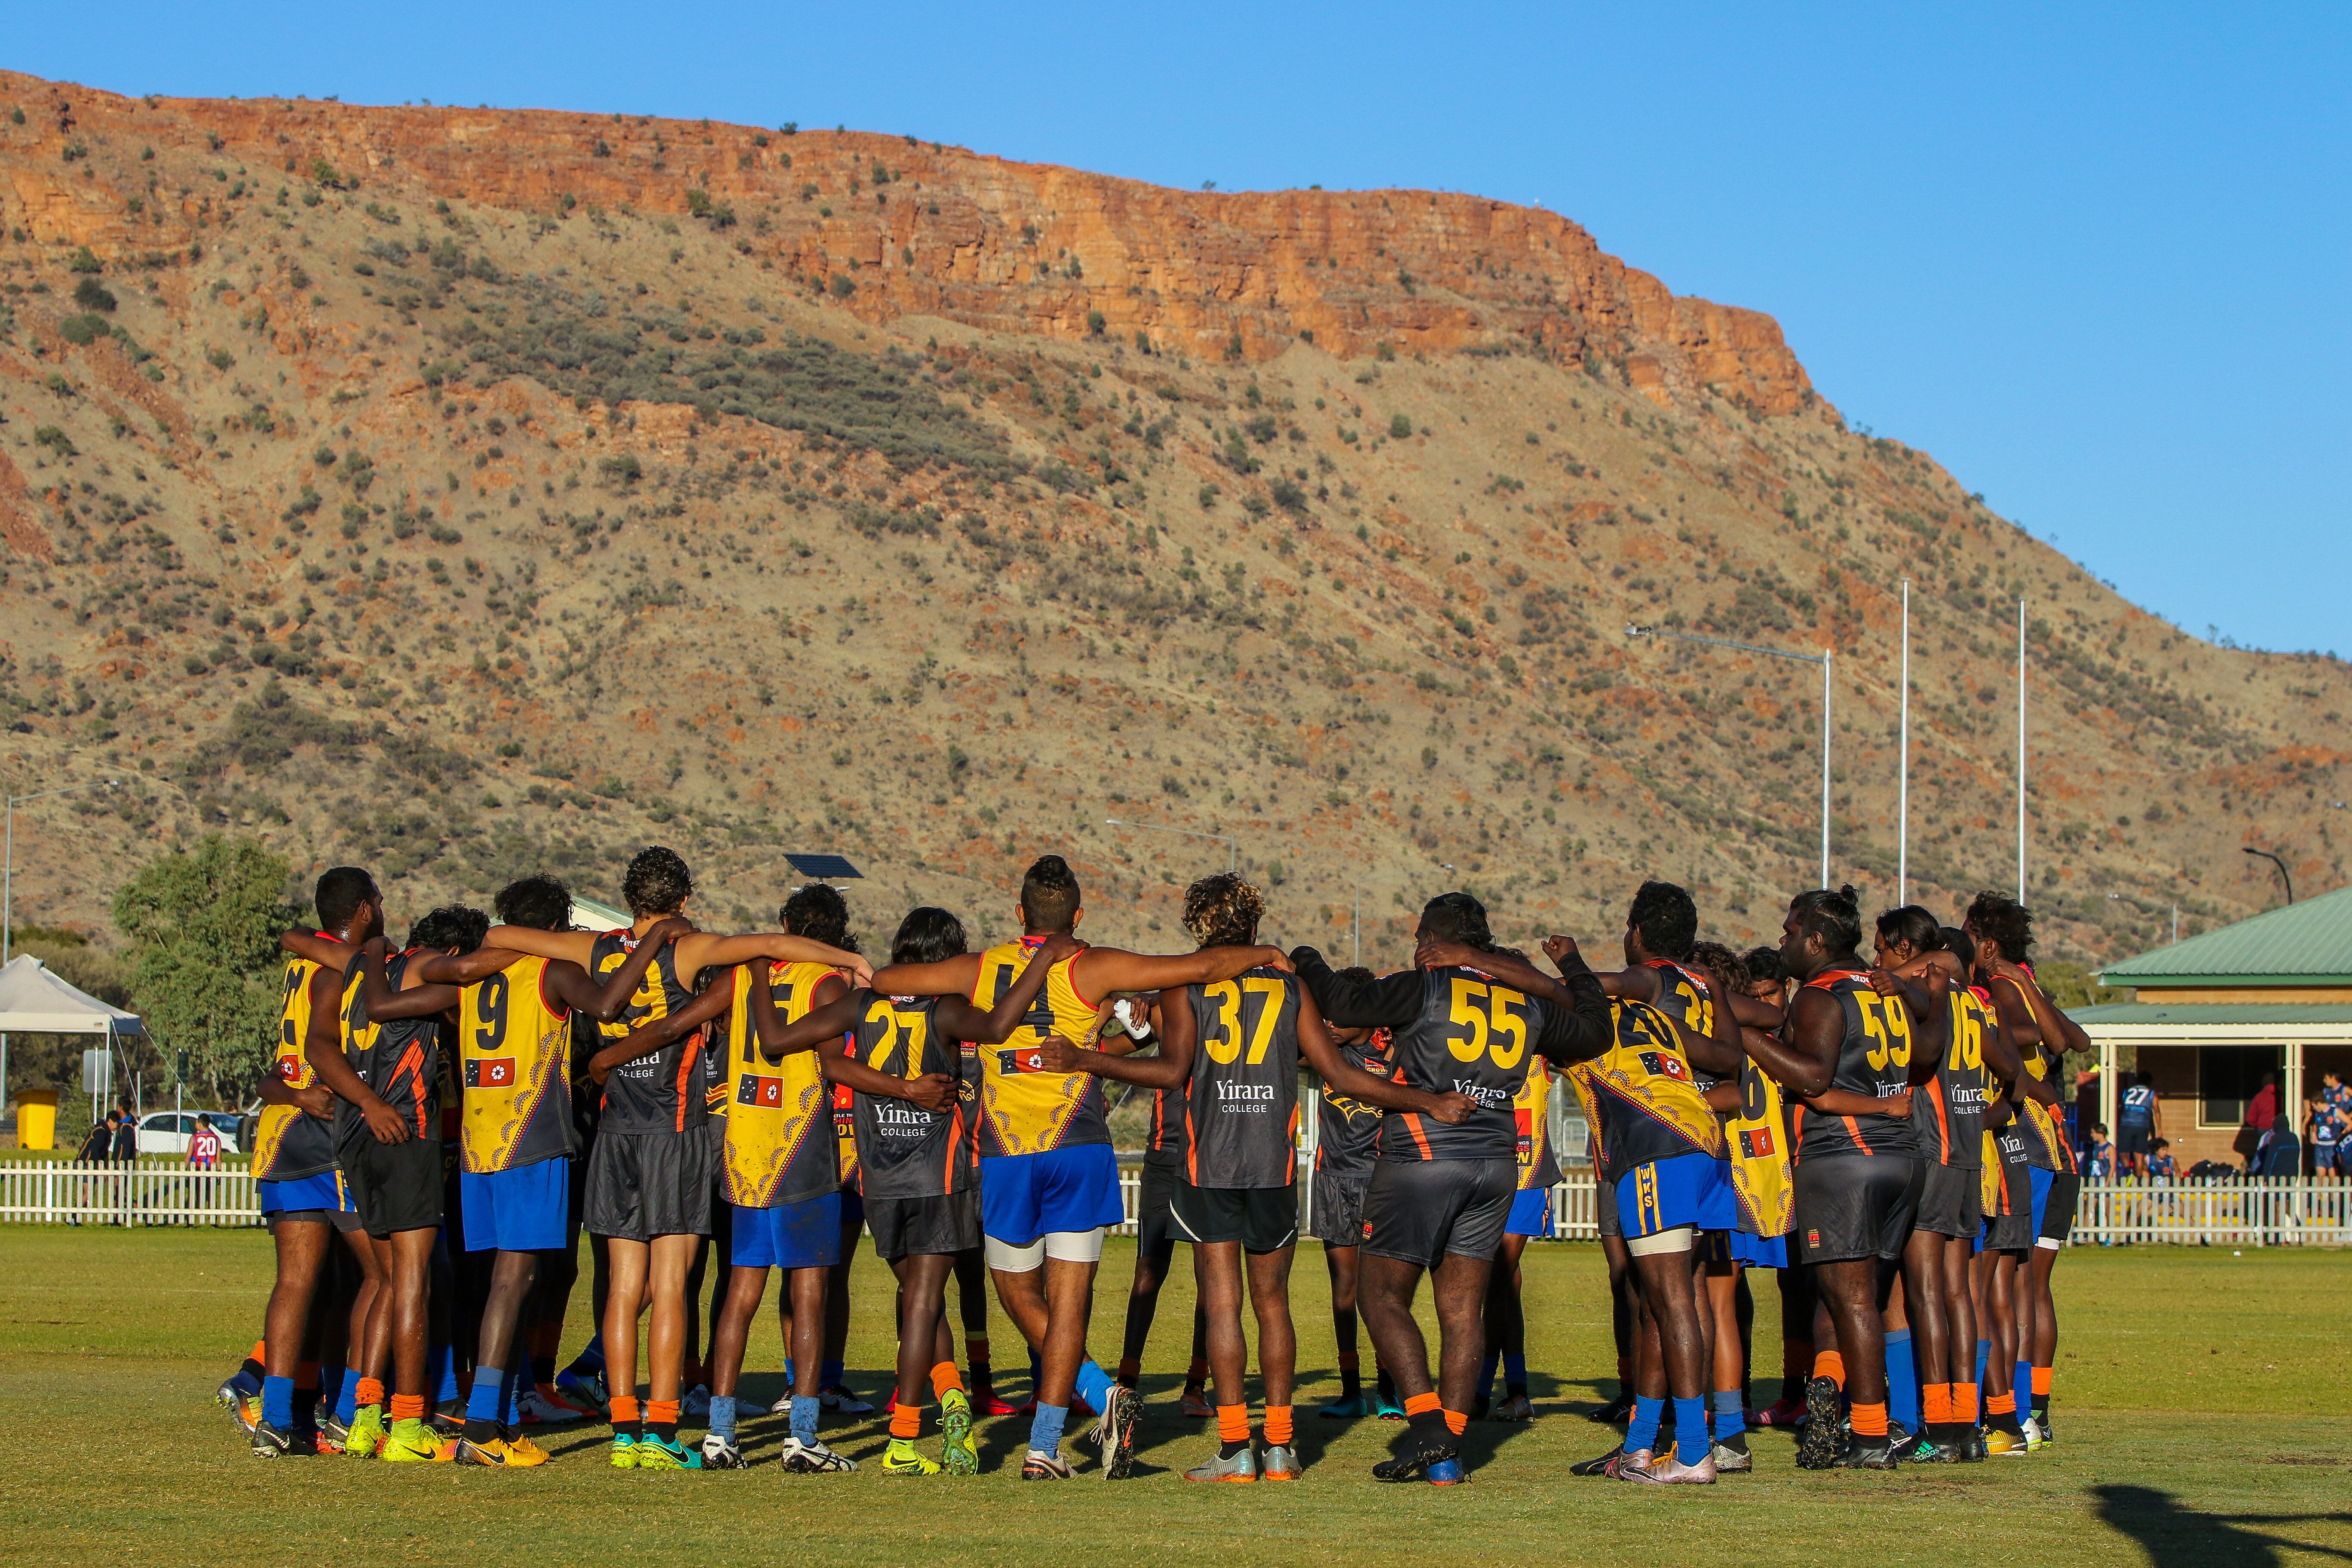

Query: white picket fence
left=6, top=1161, right=2346, bottom=1246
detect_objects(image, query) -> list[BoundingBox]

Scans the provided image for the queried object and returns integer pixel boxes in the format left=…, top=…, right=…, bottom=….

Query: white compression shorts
left=1623, top=1224, right=1696, bottom=1257
left=983, top=1226, right=1108, bottom=1272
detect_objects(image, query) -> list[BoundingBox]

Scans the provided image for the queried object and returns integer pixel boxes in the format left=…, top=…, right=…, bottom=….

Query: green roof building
left=2073, top=885, right=2352, bottom=1169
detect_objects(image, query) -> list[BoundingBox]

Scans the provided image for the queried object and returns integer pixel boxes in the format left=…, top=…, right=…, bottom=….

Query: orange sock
left=1264, top=1406, right=1293, bottom=1446
left=891, top=1400, right=922, bottom=1439
left=1403, top=1391, right=1442, bottom=1418
left=1850, top=1401, right=1888, bottom=1437
left=930, top=1361, right=964, bottom=1400
left=1955, top=1383, right=1980, bottom=1423
left=1985, top=1391, right=2015, bottom=1416
left=251, top=1339, right=268, bottom=1364
left=1217, top=1404, right=1249, bottom=1443
left=610, top=1395, right=641, bottom=1426
left=1813, top=1350, right=1846, bottom=1388
left=646, top=1399, right=679, bottom=1426
left=389, top=1393, right=425, bottom=1421
left=1921, top=1384, right=1950, bottom=1425
left=2031, top=1366, right=2052, bottom=1396
left=354, top=1377, right=385, bottom=1409
left=1443, top=1409, right=1467, bottom=1436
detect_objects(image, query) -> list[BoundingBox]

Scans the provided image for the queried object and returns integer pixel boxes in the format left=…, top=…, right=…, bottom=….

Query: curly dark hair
left=1689, top=940, right=1749, bottom=991
left=1965, top=892, right=2034, bottom=963
left=1182, top=873, right=1265, bottom=949
left=496, top=874, right=573, bottom=932
left=1418, top=890, right=1494, bottom=951
left=622, top=846, right=694, bottom=917
left=781, top=882, right=857, bottom=952
left=409, top=905, right=488, bottom=954
left=1627, top=880, right=1698, bottom=960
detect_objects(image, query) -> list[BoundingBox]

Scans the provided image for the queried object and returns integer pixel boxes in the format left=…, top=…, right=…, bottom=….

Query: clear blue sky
left=14, top=3, right=2346, bottom=653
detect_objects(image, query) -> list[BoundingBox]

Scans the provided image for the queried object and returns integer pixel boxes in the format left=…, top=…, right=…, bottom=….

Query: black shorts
left=1792, top=1154, right=1922, bottom=1265
left=1171, top=1182, right=1298, bottom=1253
left=866, top=1188, right=982, bottom=1261
left=1360, top=1158, right=1516, bottom=1268
left=1137, top=1155, right=1183, bottom=1259
left=2117, top=1124, right=2152, bottom=1156
left=341, top=1132, right=445, bottom=1237
left=2035, top=1168, right=2081, bottom=1246
left=1596, top=1171, right=1621, bottom=1240
left=1308, top=1170, right=1370, bottom=1244
left=583, top=1128, right=717, bottom=1242
left=1915, top=1161, right=1983, bottom=1240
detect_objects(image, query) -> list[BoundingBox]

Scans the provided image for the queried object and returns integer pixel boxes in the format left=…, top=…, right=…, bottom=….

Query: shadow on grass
left=2093, top=1484, right=2352, bottom=1568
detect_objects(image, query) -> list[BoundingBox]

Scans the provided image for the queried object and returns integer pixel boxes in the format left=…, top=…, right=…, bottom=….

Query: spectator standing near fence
left=2236, top=1073, right=2278, bottom=1170
left=2117, top=1072, right=2159, bottom=1179
left=191, top=1122, right=222, bottom=1170
left=78, top=1114, right=114, bottom=1164
left=111, top=1108, right=138, bottom=1163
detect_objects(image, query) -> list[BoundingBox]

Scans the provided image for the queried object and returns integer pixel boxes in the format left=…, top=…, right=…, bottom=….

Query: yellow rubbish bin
left=15, top=1091, right=59, bottom=1151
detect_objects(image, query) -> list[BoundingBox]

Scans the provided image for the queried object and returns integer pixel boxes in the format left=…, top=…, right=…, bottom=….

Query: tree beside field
left=111, top=836, right=304, bottom=1106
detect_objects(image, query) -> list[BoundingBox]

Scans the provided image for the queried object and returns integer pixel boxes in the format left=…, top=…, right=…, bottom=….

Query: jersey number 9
left=474, top=971, right=509, bottom=1053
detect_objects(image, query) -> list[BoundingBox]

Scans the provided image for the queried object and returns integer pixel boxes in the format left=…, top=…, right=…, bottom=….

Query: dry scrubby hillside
left=2, top=71, right=2348, bottom=977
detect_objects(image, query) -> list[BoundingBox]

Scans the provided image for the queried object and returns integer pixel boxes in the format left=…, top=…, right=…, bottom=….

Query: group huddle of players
left=216, top=842, right=2087, bottom=1485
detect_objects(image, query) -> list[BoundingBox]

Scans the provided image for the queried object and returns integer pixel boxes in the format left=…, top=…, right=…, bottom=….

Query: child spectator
left=190, top=1121, right=222, bottom=1170
left=2147, top=1139, right=2176, bottom=1183
left=2084, top=1123, right=2115, bottom=1179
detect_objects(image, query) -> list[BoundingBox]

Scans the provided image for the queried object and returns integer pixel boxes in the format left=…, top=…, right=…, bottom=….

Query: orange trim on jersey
left=1804, top=968, right=1871, bottom=991
left=392, top=1040, right=429, bottom=1138
left=1842, top=1115, right=1871, bottom=1153
left=1065, top=953, right=1099, bottom=1012
left=673, top=1031, right=702, bottom=1133
left=1403, top=1112, right=1435, bottom=1160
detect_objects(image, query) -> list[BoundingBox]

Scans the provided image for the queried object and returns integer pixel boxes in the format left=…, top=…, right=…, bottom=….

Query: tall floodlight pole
left=2016, top=600, right=2028, bottom=899
left=1899, top=580, right=1911, bottom=905
left=1629, top=626, right=1834, bottom=888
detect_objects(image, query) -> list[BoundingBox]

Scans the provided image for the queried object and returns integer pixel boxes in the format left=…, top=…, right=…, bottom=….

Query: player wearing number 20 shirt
left=1292, top=907, right=1611, bottom=1269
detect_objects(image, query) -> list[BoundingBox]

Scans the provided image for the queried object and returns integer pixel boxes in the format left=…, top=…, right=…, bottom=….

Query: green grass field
left=2, top=1229, right=2345, bottom=1566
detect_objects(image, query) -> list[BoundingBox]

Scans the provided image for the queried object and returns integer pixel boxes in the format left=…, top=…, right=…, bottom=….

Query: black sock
left=464, top=1417, right=499, bottom=1443
left=2031, top=1392, right=2049, bottom=1422
left=649, top=1420, right=678, bottom=1445
left=1219, top=1437, right=1251, bottom=1459
left=1377, top=1367, right=1398, bottom=1405
left=531, top=1355, right=555, bottom=1387
left=1406, top=1410, right=1451, bottom=1452
left=240, top=1357, right=266, bottom=1384
left=1341, top=1368, right=1362, bottom=1399
left=292, top=1387, right=320, bottom=1435
left=1505, top=1381, right=1528, bottom=1400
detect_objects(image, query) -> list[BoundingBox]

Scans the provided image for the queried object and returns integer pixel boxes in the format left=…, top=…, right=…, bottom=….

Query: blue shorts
left=460, top=1158, right=570, bottom=1253
left=258, top=1170, right=355, bottom=1216
left=1614, top=1153, right=1736, bottom=1239
left=979, top=1145, right=1123, bottom=1246
left=1731, top=1230, right=1789, bottom=1269
left=732, top=1194, right=841, bottom=1271
left=1504, top=1185, right=1552, bottom=1238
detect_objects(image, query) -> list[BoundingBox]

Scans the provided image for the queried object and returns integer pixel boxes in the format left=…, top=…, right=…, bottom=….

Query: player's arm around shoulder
left=480, top=924, right=598, bottom=968
left=1034, top=984, right=1189, bottom=1087
left=869, top=952, right=984, bottom=1000
left=687, top=930, right=873, bottom=989
left=1069, top=940, right=1288, bottom=1002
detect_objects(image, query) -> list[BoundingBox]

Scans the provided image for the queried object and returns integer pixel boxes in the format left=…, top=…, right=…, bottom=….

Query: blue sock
left=1712, top=1388, right=1745, bottom=1440
left=262, top=1375, right=295, bottom=1432
left=570, top=1332, right=605, bottom=1374
left=1975, top=1339, right=1991, bottom=1388
left=502, top=1363, right=526, bottom=1427
left=467, top=1368, right=505, bottom=1423
left=784, top=1358, right=796, bottom=1386
left=1029, top=1400, right=1069, bottom=1456
left=789, top=1394, right=819, bottom=1446
left=331, top=1366, right=357, bottom=1425
left=822, top=1358, right=845, bottom=1389
left=1673, top=1397, right=1709, bottom=1466
left=1504, top=1353, right=1528, bottom=1390
left=1072, top=1359, right=1115, bottom=1416
left=434, top=1343, right=459, bottom=1405
left=1479, top=1353, right=1499, bottom=1397
left=231, top=1366, right=263, bottom=1397
left=710, top=1394, right=738, bottom=1439
left=1886, top=1329, right=1919, bottom=1433
left=2015, top=1360, right=2033, bottom=1420
left=1028, top=1350, right=1043, bottom=1394
left=1625, top=1395, right=1664, bottom=1456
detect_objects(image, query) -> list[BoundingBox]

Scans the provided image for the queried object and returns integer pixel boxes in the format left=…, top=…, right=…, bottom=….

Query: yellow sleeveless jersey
left=457, top=955, right=574, bottom=1173
left=720, top=961, right=842, bottom=1207
left=970, top=938, right=1109, bottom=1157
left=1513, top=1056, right=1560, bottom=1191
left=1725, top=1057, right=1794, bottom=1237
left=252, top=954, right=339, bottom=1181
left=1561, top=998, right=1724, bottom=1185
left=2012, top=994, right=2080, bottom=1174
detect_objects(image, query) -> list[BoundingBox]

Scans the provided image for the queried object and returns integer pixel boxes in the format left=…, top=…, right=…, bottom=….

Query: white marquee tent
left=0, top=953, right=144, bottom=1114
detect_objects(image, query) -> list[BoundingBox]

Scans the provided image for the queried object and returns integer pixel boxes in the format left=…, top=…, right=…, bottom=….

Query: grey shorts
left=1915, top=1161, right=1983, bottom=1240
left=584, top=1127, right=718, bottom=1242
left=865, top=1188, right=982, bottom=1261
left=1308, top=1170, right=1371, bottom=1244
left=1360, top=1158, right=1516, bottom=1268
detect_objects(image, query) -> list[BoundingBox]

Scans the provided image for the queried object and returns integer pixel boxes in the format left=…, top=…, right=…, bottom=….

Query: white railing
left=0, top=1158, right=263, bottom=1225
left=2067, top=1176, right=2352, bottom=1247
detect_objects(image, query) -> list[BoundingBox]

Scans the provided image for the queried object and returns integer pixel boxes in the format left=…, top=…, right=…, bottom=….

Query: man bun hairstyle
left=891, top=906, right=967, bottom=968
left=1627, top=879, right=1699, bottom=960
left=1019, top=854, right=1083, bottom=933
left=781, top=883, right=857, bottom=952
left=622, top=845, right=693, bottom=917
left=1182, top=873, right=1265, bottom=949
left=1419, top=890, right=1495, bottom=952
left=314, top=866, right=378, bottom=931
left=1788, top=885, right=1863, bottom=954
left=496, top=874, right=573, bottom=932
left=410, top=905, right=488, bottom=954
left=1874, top=904, right=1941, bottom=957
left=1966, top=891, right=2034, bottom=964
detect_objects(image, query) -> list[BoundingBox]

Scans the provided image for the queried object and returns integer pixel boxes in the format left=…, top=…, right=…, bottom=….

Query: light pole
left=1627, top=625, right=1833, bottom=887
left=1899, top=579, right=1910, bottom=905
left=1102, top=818, right=1237, bottom=874
left=2243, top=847, right=2294, bottom=906
left=3, top=777, right=121, bottom=1119
left=2016, top=600, right=2028, bottom=899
